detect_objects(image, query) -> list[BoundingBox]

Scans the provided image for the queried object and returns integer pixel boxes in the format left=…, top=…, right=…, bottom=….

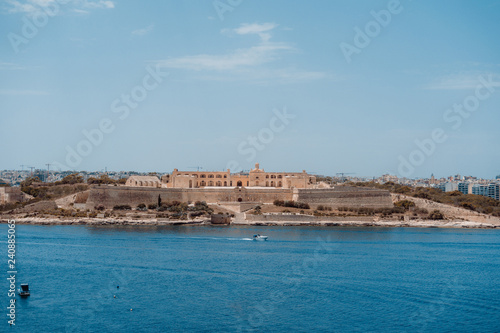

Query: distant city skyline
left=1, top=0, right=499, bottom=179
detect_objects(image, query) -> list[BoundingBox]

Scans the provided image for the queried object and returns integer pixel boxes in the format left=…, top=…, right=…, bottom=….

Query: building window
left=209, top=181, right=214, bottom=186
left=216, top=175, right=222, bottom=178
left=208, top=175, right=214, bottom=178
left=216, top=181, right=222, bottom=186
left=200, top=174, right=206, bottom=178
left=224, top=181, right=227, bottom=186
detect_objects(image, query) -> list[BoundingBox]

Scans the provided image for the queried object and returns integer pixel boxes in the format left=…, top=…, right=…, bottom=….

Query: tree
left=428, top=210, right=444, bottom=220
left=394, top=200, right=416, bottom=210
left=20, top=176, right=41, bottom=187
left=61, top=173, right=83, bottom=184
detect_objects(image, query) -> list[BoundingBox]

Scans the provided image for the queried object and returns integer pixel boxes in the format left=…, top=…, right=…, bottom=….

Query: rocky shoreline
left=1, top=217, right=499, bottom=229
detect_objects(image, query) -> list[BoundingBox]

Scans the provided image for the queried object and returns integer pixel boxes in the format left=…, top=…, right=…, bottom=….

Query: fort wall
left=85, top=186, right=293, bottom=209
left=85, top=185, right=393, bottom=210
left=295, top=187, right=393, bottom=208
left=245, top=214, right=374, bottom=222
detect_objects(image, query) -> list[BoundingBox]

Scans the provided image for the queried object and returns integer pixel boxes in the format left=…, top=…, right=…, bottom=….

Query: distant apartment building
left=471, top=183, right=499, bottom=201
left=458, top=182, right=472, bottom=195
left=437, top=182, right=458, bottom=192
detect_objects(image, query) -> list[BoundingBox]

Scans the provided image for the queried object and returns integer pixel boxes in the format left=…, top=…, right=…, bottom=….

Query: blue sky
left=1, top=0, right=499, bottom=179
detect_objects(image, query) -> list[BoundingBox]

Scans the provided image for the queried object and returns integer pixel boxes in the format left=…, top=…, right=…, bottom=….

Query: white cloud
left=424, top=73, right=500, bottom=90
left=234, top=22, right=277, bottom=35
left=0, top=61, right=27, bottom=70
left=231, top=22, right=278, bottom=42
left=3, top=0, right=115, bottom=15
left=159, top=42, right=292, bottom=71
left=132, top=24, right=154, bottom=37
left=81, top=0, right=114, bottom=9
left=157, top=22, right=327, bottom=83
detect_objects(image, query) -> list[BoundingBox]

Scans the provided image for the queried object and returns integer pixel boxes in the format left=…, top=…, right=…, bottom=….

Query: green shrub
left=428, top=210, right=444, bottom=220
left=113, top=205, right=131, bottom=210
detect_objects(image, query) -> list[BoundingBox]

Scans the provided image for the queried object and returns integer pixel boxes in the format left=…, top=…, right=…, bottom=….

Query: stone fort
left=91, top=164, right=393, bottom=210
left=126, top=163, right=317, bottom=189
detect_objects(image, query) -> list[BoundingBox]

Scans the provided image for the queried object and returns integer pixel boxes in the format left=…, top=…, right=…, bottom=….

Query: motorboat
left=253, top=234, right=268, bottom=241
left=18, top=284, right=30, bottom=297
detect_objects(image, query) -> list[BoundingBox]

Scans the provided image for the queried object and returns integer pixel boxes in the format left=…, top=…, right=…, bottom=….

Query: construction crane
left=188, top=166, right=203, bottom=172
left=28, top=166, right=35, bottom=177
left=336, top=172, right=355, bottom=183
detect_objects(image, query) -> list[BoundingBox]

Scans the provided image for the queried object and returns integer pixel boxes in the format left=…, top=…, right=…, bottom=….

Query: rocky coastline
left=1, top=216, right=499, bottom=229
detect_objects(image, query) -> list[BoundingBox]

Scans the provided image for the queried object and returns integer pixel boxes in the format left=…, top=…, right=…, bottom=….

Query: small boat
left=18, top=284, right=30, bottom=297
left=253, top=234, right=268, bottom=241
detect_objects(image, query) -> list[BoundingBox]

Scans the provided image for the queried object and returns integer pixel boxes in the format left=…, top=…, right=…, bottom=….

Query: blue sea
left=1, top=225, right=499, bottom=332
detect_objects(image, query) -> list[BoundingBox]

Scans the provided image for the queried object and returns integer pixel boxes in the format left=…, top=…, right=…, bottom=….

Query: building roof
left=127, top=176, right=160, bottom=182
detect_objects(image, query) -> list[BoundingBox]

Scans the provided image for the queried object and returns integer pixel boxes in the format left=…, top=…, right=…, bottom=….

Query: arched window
left=200, top=174, right=206, bottom=178
left=209, top=181, right=214, bottom=186
left=216, top=181, right=222, bottom=186
left=223, top=175, right=227, bottom=178
left=208, top=174, right=214, bottom=178
left=216, top=175, right=222, bottom=178
left=278, top=181, right=282, bottom=187
left=230, top=181, right=233, bottom=186
left=271, top=181, right=275, bottom=187
left=266, top=175, right=269, bottom=179
left=201, top=181, right=206, bottom=186
left=278, top=175, right=282, bottom=179
left=246, top=181, right=249, bottom=186
left=237, top=181, right=242, bottom=187
left=224, top=181, right=227, bottom=186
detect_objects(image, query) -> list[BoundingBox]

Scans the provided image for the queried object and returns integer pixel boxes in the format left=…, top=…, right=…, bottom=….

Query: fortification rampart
left=85, top=185, right=393, bottom=210
left=86, top=186, right=293, bottom=209
left=245, top=214, right=374, bottom=222
left=295, top=187, right=393, bottom=208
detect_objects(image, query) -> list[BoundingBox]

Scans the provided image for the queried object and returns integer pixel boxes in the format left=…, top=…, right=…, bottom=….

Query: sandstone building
left=0, top=187, right=27, bottom=204
left=161, top=163, right=316, bottom=189
left=125, top=176, right=161, bottom=188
